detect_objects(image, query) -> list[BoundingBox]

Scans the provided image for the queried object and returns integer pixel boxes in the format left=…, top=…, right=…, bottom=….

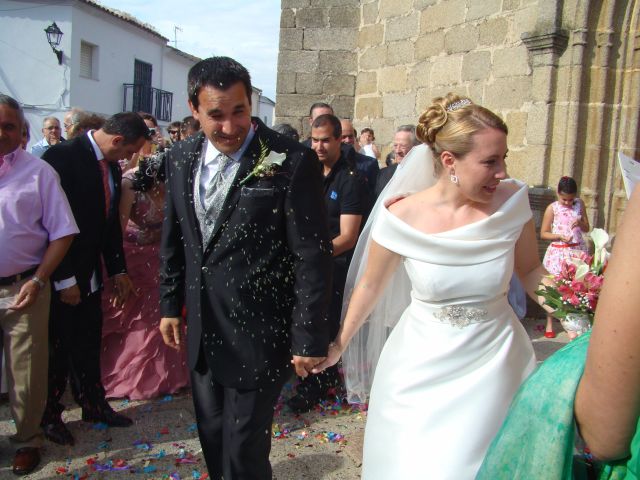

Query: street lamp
left=44, top=22, right=64, bottom=65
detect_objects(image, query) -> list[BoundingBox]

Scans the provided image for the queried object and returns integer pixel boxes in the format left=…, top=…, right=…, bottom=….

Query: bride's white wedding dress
left=361, top=179, right=536, bottom=479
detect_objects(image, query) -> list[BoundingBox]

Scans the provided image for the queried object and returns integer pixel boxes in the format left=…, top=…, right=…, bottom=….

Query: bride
left=313, top=93, right=547, bottom=479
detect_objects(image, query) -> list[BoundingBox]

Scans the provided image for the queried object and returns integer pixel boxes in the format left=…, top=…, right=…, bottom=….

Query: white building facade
left=0, top=0, right=199, bottom=149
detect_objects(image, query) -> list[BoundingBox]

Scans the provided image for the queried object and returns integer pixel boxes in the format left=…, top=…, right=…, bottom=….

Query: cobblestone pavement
left=0, top=317, right=569, bottom=479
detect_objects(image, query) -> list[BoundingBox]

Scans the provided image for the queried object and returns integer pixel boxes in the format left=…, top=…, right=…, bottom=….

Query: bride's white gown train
left=362, top=179, right=536, bottom=480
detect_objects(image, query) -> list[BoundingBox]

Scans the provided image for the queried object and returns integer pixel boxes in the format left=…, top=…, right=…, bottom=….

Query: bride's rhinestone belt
left=434, top=305, right=488, bottom=328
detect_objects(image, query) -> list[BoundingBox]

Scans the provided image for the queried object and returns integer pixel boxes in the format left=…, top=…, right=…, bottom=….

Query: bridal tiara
left=446, top=99, right=472, bottom=112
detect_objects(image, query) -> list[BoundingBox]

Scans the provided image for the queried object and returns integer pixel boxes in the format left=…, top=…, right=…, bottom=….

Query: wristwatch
left=30, top=276, right=46, bottom=289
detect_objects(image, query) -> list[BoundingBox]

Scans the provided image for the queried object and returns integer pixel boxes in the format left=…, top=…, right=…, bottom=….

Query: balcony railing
left=122, top=84, right=173, bottom=122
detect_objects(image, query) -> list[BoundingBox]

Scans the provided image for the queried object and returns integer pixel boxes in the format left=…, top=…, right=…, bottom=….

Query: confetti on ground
left=187, top=423, right=198, bottom=432
left=175, top=454, right=198, bottom=465
left=315, top=431, right=347, bottom=444
left=92, top=422, right=109, bottom=430
left=91, top=459, right=129, bottom=472
left=133, top=440, right=154, bottom=451
left=161, top=395, right=174, bottom=403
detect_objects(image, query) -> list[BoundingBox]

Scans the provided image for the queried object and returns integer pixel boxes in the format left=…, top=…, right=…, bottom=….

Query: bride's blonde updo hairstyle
left=416, top=92, right=508, bottom=175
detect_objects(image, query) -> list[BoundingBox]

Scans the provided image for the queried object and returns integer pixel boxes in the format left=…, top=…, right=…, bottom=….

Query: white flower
left=567, top=257, right=590, bottom=280
left=262, top=151, right=286, bottom=168
left=239, top=139, right=287, bottom=186
left=589, top=228, right=610, bottom=272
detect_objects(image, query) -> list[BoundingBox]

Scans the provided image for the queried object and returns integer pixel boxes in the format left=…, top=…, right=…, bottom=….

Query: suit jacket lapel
left=204, top=128, right=263, bottom=253
left=78, top=135, right=107, bottom=216
left=184, top=133, right=207, bottom=250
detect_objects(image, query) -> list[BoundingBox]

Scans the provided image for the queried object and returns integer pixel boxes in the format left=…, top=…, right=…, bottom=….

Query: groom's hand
left=291, top=355, right=326, bottom=378
left=160, top=317, right=182, bottom=351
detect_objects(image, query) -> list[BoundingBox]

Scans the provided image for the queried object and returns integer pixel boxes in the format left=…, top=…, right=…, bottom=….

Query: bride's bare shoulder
left=496, top=179, right=522, bottom=203
left=388, top=189, right=435, bottom=219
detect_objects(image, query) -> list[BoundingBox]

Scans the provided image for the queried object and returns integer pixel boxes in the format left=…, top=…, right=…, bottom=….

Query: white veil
left=341, top=144, right=438, bottom=404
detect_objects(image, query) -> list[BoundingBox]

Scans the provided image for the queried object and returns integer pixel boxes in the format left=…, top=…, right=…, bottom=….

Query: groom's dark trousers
left=191, top=347, right=287, bottom=479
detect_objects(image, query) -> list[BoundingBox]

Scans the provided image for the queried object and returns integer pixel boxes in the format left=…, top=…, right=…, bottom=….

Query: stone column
left=521, top=0, right=569, bottom=187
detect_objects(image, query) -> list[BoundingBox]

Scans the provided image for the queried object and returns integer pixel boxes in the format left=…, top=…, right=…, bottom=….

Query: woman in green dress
left=477, top=186, right=640, bottom=479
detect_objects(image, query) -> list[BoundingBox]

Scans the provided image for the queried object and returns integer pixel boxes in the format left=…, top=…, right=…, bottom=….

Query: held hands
left=159, top=317, right=182, bottom=351
left=311, top=343, right=343, bottom=374
left=291, top=356, right=326, bottom=378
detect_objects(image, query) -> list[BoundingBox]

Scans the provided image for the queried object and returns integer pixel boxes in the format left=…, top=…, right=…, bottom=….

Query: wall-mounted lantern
left=44, top=22, right=64, bottom=65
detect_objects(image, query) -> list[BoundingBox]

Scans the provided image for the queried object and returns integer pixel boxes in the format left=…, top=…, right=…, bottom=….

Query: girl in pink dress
left=101, top=152, right=189, bottom=399
left=540, top=176, right=590, bottom=338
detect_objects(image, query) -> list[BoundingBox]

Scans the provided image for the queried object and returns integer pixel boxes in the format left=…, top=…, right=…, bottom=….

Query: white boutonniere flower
left=239, top=139, right=286, bottom=186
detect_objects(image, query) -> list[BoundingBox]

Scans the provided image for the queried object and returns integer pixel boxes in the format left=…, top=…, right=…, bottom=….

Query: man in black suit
left=159, top=57, right=333, bottom=479
left=41, top=112, right=150, bottom=445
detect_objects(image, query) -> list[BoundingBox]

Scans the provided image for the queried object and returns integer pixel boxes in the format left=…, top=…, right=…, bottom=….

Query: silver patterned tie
left=200, top=153, right=237, bottom=243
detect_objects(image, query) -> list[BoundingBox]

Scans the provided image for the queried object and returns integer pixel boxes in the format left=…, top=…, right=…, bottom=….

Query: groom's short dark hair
left=188, top=57, right=252, bottom=109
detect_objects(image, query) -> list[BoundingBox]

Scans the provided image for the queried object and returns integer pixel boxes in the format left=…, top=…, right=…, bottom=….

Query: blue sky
left=99, top=0, right=281, bottom=100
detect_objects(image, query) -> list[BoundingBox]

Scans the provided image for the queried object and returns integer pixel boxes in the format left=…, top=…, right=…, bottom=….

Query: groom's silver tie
left=202, top=153, right=236, bottom=241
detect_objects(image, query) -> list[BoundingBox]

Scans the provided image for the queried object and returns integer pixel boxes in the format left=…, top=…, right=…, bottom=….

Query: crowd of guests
left=0, top=98, right=204, bottom=475
left=0, top=57, right=638, bottom=478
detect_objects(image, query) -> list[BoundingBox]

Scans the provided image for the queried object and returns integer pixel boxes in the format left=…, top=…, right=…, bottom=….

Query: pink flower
left=585, top=273, right=604, bottom=290
left=586, top=292, right=599, bottom=311
left=568, top=294, right=581, bottom=307
left=571, top=280, right=587, bottom=293
left=558, top=284, right=574, bottom=300
left=559, top=261, right=577, bottom=281
left=579, top=252, right=593, bottom=264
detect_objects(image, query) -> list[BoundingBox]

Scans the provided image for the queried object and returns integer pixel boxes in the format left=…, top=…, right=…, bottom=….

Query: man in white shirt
left=30, top=117, right=64, bottom=158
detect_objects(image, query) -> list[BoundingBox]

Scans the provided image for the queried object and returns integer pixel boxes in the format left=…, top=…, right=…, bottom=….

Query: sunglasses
left=168, top=130, right=180, bottom=134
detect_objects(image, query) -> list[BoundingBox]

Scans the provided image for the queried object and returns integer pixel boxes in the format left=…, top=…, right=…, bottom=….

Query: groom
left=159, top=57, right=333, bottom=479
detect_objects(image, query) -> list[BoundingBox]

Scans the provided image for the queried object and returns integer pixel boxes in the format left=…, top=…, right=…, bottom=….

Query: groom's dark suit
left=160, top=118, right=332, bottom=477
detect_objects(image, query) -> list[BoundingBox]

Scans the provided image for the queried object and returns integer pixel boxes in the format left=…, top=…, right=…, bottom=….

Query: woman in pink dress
left=540, top=176, right=590, bottom=339
left=101, top=151, right=189, bottom=400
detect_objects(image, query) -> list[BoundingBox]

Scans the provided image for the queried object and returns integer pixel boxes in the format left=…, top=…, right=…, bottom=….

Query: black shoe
left=82, top=409, right=133, bottom=427
left=287, top=368, right=341, bottom=414
left=12, top=447, right=40, bottom=475
left=42, top=421, right=75, bottom=446
left=287, top=391, right=320, bottom=414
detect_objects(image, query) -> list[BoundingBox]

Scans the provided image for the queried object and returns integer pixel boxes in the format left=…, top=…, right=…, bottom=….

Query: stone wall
left=276, top=0, right=360, bottom=139
left=276, top=0, right=640, bottom=232
left=354, top=0, right=540, bottom=173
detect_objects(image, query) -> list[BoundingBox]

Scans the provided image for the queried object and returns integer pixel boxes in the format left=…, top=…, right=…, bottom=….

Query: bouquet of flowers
left=536, top=228, right=610, bottom=335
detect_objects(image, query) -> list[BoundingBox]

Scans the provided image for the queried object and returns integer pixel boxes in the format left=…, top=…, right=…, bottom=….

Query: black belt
left=0, top=267, right=38, bottom=286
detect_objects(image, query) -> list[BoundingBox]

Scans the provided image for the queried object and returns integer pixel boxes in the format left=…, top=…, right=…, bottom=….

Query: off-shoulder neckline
left=383, top=179, right=526, bottom=237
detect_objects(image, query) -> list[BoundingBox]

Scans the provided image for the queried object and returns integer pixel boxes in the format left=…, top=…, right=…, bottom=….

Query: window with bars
left=80, top=41, right=97, bottom=79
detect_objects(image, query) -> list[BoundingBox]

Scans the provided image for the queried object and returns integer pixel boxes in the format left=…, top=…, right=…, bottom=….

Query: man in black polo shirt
left=287, top=114, right=365, bottom=413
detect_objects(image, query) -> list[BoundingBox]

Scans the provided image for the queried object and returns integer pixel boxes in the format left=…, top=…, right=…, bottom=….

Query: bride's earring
left=450, top=172, right=459, bottom=184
